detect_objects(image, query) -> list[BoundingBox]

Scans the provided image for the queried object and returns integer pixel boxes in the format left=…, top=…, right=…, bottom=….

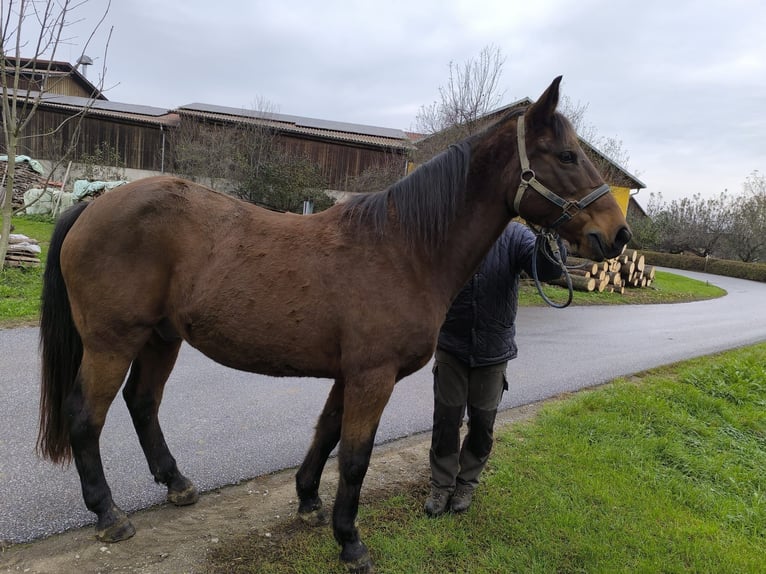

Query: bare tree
left=725, top=171, right=766, bottom=262
left=169, top=99, right=335, bottom=213
left=167, top=117, right=241, bottom=188
left=168, top=97, right=280, bottom=190
left=344, top=149, right=405, bottom=194
left=1, top=0, right=111, bottom=268
left=640, top=191, right=732, bottom=257
left=413, top=44, right=506, bottom=163
left=438, top=44, right=505, bottom=133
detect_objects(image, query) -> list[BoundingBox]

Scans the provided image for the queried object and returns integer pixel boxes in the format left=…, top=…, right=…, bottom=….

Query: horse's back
left=64, top=176, right=322, bottom=261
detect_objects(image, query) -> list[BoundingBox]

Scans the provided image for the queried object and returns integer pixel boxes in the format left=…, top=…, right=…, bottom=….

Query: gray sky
left=60, top=0, right=765, bottom=207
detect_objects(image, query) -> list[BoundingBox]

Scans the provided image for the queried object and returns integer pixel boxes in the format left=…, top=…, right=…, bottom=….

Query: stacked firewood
left=547, top=248, right=656, bottom=294
left=1, top=161, right=50, bottom=209
left=3, top=233, right=42, bottom=268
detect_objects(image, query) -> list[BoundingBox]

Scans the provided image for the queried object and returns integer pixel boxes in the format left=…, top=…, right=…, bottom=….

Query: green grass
left=518, top=269, right=726, bottom=306
left=0, top=216, right=53, bottom=326
left=208, top=343, right=766, bottom=573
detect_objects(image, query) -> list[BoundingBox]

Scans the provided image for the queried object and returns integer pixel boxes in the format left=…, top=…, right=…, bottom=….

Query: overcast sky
left=57, top=0, right=765, bottom=208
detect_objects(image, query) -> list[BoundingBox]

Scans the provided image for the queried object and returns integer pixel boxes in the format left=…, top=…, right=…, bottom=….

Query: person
left=424, top=221, right=566, bottom=516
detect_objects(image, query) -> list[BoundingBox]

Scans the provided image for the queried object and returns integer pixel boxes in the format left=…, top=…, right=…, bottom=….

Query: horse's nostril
left=616, top=226, right=632, bottom=246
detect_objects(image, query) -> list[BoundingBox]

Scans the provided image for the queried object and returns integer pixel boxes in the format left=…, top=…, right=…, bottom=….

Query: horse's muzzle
left=588, top=226, right=632, bottom=260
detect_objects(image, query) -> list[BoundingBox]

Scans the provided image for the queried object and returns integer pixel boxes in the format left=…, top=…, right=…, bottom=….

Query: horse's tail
left=37, top=202, right=90, bottom=464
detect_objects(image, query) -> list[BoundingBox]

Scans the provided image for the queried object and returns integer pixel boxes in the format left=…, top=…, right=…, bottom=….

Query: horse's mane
left=340, top=140, right=472, bottom=252
left=338, top=107, right=559, bottom=254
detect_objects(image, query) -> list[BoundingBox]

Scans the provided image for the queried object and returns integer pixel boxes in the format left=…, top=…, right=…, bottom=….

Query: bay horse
left=38, top=77, right=630, bottom=573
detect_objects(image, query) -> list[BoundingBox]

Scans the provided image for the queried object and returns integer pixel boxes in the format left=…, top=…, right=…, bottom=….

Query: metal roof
left=177, top=103, right=414, bottom=150
left=41, top=93, right=172, bottom=117
left=28, top=91, right=412, bottom=150
left=33, top=92, right=179, bottom=126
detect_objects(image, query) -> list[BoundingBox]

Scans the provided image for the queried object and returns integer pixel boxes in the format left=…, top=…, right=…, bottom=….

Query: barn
left=2, top=57, right=643, bottom=213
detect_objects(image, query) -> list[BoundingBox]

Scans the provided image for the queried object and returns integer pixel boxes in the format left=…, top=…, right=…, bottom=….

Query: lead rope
left=530, top=229, right=573, bottom=309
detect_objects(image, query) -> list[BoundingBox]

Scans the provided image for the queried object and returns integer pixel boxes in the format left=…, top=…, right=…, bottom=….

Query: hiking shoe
left=424, top=487, right=451, bottom=517
left=450, top=484, right=474, bottom=513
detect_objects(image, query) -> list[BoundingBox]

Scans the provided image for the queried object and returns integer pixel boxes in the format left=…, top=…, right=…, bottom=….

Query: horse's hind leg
left=68, top=350, right=135, bottom=542
left=296, top=378, right=344, bottom=526
left=122, top=332, right=199, bottom=506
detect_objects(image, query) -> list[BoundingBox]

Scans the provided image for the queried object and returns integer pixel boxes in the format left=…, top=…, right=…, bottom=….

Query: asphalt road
left=2, top=269, right=766, bottom=544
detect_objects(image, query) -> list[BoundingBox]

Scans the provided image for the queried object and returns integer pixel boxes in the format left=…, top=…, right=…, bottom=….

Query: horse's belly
left=181, top=317, right=339, bottom=379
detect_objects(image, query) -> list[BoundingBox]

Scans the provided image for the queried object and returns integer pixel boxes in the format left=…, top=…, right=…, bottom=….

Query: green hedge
left=642, top=250, right=766, bottom=283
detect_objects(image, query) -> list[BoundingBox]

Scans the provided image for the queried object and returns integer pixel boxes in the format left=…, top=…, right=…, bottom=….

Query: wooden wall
left=278, top=134, right=407, bottom=189
left=7, top=108, right=170, bottom=172
left=3, top=106, right=408, bottom=189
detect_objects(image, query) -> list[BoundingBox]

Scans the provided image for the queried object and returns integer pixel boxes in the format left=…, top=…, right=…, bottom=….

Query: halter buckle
left=561, top=200, right=581, bottom=219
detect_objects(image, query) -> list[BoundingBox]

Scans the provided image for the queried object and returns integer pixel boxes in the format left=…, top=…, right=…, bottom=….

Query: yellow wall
left=610, top=186, right=630, bottom=216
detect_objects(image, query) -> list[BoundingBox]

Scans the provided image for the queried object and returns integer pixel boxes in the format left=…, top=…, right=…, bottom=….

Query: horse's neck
left=429, top=124, right=520, bottom=304
left=433, top=195, right=513, bottom=303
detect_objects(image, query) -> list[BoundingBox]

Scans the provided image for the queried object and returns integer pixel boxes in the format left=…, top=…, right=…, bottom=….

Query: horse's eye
left=559, top=151, right=577, bottom=164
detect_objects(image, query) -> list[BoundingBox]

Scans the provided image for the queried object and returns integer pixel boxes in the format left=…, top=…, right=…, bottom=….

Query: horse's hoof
left=341, top=541, right=373, bottom=573
left=298, top=497, right=330, bottom=527
left=298, top=506, right=330, bottom=527
left=168, top=483, right=199, bottom=506
left=96, top=508, right=135, bottom=543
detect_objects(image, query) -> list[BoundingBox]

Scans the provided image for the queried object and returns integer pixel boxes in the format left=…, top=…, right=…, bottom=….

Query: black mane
left=340, top=140, right=472, bottom=252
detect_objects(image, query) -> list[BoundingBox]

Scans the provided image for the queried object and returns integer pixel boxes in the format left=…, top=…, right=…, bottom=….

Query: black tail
left=37, top=202, right=89, bottom=464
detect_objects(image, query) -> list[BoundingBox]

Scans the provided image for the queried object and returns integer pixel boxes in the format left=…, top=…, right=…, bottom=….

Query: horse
left=38, top=76, right=631, bottom=573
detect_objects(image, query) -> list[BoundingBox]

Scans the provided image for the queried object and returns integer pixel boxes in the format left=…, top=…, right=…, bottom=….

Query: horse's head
left=512, top=77, right=631, bottom=261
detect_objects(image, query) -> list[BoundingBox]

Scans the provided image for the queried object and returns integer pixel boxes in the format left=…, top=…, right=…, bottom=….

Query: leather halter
left=512, top=114, right=611, bottom=229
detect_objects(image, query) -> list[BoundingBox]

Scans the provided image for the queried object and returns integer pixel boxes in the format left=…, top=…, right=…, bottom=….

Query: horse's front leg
left=296, top=378, right=344, bottom=525
left=332, top=370, right=396, bottom=574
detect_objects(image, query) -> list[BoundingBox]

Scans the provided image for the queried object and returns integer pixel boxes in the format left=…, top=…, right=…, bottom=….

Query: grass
left=0, top=216, right=53, bottom=326
left=518, top=269, right=726, bottom=306
left=208, top=343, right=766, bottom=573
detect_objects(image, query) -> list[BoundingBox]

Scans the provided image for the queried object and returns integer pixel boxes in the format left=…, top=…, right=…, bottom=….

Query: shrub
left=643, top=250, right=766, bottom=283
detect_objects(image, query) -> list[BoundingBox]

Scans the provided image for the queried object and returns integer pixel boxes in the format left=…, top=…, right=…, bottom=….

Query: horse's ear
left=526, top=76, right=563, bottom=127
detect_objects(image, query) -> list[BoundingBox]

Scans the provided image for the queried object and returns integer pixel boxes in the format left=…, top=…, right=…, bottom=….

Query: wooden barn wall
left=277, top=134, right=407, bottom=190
left=3, top=107, right=407, bottom=187
left=1, top=74, right=91, bottom=98
left=7, top=108, right=167, bottom=171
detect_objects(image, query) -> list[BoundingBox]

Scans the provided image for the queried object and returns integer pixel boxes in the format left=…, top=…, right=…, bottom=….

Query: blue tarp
left=0, top=155, right=45, bottom=175
left=72, top=179, right=128, bottom=200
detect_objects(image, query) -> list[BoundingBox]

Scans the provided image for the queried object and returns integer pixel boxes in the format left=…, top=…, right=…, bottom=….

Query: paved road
left=2, top=269, right=766, bottom=543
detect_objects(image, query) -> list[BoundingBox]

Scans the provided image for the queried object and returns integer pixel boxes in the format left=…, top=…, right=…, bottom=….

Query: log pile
left=549, top=248, right=656, bottom=294
left=3, top=233, right=42, bottom=268
left=1, top=161, right=50, bottom=209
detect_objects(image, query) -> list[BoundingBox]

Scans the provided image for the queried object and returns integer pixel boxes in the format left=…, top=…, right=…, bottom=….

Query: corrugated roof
left=29, top=91, right=412, bottom=149
left=177, top=103, right=414, bottom=150
left=35, top=92, right=179, bottom=126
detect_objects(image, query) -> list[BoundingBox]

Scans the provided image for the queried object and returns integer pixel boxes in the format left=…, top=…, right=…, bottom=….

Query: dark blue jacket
left=437, top=222, right=565, bottom=367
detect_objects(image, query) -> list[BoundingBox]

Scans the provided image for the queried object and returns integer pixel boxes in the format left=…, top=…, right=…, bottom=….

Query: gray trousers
left=429, top=349, right=507, bottom=491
